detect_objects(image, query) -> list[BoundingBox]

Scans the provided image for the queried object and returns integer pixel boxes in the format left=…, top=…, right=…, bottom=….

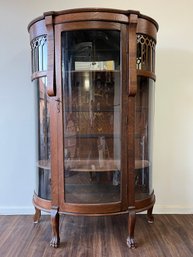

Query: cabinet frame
left=28, top=8, right=158, bottom=248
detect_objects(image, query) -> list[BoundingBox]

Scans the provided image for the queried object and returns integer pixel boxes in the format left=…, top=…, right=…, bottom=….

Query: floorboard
left=0, top=214, right=193, bottom=257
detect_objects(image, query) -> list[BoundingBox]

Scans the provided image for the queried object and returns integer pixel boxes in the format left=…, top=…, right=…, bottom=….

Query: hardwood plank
left=0, top=215, right=193, bottom=257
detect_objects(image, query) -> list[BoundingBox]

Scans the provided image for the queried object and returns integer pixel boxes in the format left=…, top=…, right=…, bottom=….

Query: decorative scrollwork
left=136, top=34, right=156, bottom=73
left=30, top=35, right=47, bottom=74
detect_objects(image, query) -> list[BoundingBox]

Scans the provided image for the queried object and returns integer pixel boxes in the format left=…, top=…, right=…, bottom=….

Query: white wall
left=0, top=0, right=193, bottom=214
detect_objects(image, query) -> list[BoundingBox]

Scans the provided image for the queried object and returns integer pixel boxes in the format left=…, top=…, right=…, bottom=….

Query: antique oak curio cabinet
left=28, top=8, right=158, bottom=248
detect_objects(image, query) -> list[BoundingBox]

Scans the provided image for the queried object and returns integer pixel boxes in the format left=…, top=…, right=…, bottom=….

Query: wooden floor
left=0, top=214, right=193, bottom=257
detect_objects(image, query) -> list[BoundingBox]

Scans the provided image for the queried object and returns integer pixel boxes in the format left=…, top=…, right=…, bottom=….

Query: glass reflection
left=62, top=30, right=121, bottom=203
left=135, top=77, right=154, bottom=200
left=35, top=77, right=51, bottom=200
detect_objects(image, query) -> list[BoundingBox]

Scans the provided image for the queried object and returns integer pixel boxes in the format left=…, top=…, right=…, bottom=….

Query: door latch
left=55, top=97, right=61, bottom=113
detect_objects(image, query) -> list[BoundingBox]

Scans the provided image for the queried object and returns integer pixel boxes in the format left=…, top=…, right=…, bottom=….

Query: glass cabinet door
left=61, top=30, right=121, bottom=204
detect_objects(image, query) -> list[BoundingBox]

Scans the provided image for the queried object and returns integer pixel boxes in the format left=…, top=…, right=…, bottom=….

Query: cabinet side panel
left=135, top=77, right=155, bottom=201
left=34, top=77, right=51, bottom=200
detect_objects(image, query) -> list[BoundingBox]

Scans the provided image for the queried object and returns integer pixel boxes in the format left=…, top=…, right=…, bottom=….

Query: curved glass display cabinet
left=28, top=8, right=158, bottom=248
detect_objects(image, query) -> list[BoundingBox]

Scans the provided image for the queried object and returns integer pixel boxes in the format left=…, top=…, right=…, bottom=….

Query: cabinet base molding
left=33, top=191, right=155, bottom=248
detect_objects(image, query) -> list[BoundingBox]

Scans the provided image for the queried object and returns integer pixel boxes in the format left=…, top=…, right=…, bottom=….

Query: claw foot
left=33, top=207, right=41, bottom=224
left=50, top=236, right=60, bottom=248
left=147, top=215, right=154, bottom=224
left=147, top=206, right=154, bottom=224
left=127, top=237, right=137, bottom=249
left=50, top=207, right=60, bottom=248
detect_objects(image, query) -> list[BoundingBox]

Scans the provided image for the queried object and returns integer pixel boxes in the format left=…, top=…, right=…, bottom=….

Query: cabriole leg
left=50, top=207, right=60, bottom=248
left=127, top=211, right=137, bottom=249
left=33, top=207, right=41, bottom=223
left=147, top=205, right=154, bottom=224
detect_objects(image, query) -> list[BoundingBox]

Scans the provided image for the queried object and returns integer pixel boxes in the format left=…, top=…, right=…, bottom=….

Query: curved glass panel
left=34, top=77, right=51, bottom=200
left=62, top=30, right=121, bottom=204
left=135, top=77, right=154, bottom=200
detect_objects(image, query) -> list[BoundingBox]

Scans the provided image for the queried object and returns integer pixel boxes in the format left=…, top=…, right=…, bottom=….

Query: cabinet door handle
left=55, top=98, right=61, bottom=113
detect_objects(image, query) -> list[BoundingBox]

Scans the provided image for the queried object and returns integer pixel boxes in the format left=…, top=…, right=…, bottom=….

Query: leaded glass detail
left=31, top=35, right=47, bottom=73
left=136, top=34, right=156, bottom=72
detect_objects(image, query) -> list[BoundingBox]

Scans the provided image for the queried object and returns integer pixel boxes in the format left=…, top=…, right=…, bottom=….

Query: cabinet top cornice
left=28, top=8, right=158, bottom=31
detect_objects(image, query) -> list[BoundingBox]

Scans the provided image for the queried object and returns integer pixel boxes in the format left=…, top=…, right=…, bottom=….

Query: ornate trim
left=30, top=35, right=47, bottom=74
left=136, top=34, right=156, bottom=73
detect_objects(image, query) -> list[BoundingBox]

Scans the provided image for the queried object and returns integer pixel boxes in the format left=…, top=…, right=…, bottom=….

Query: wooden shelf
left=68, top=70, right=120, bottom=73
left=37, top=160, right=50, bottom=170
left=135, top=160, right=150, bottom=169
left=66, top=159, right=120, bottom=172
left=64, top=133, right=120, bottom=138
left=64, top=107, right=120, bottom=113
left=37, top=159, right=150, bottom=171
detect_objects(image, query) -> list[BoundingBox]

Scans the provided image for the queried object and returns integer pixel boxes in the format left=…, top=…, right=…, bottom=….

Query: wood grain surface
left=0, top=214, right=193, bottom=257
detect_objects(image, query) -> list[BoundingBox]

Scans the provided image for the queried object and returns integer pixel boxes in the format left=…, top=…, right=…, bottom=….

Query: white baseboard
left=0, top=205, right=193, bottom=215
left=153, top=205, right=193, bottom=214
left=0, top=206, right=35, bottom=215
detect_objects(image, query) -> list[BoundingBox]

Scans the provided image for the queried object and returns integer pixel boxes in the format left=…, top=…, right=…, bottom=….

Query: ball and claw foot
left=127, top=237, right=137, bottom=249
left=33, top=208, right=41, bottom=224
left=147, top=214, right=154, bottom=224
left=147, top=207, right=154, bottom=224
left=50, top=236, right=60, bottom=248
left=33, top=219, right=39, bottom=224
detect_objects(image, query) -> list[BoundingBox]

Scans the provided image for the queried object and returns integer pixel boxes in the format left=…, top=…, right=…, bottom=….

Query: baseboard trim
left=0, top=207, right=35, bottom=215
left=153, top=205, right=193, bottom=214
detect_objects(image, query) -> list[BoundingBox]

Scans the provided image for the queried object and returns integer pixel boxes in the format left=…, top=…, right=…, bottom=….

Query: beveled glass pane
left=135, top=77, right=154, bottom=200
left=62, top=30, right=121, bottom=204
left=34, top=77, right=51, bottom=200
